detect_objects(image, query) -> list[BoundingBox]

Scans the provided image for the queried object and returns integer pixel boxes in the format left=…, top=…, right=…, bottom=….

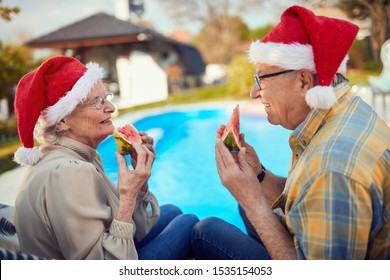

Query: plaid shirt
left=274, top=83, right=390, bottom=259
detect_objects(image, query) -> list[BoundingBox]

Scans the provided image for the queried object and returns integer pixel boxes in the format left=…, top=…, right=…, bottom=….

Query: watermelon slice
left=113, top=124, right=142, bottom=155
left=221, top=104, right=241, bottom=151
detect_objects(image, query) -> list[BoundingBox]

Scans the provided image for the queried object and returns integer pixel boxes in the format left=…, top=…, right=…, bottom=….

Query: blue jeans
left=136, top=204, right=199, bottom=260
left=190, top=206, right=271, bottom=260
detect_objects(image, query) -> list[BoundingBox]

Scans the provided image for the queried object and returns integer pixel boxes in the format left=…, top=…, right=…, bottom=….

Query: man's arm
left=240, top=189, right=296, bottom=259
left=259, top=170, right=286, bottom=205
left=215, top=139, right=296, bottom=259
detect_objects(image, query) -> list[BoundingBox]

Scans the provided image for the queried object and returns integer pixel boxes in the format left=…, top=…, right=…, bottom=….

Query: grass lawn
left=0, top=139, right=21, bottom=174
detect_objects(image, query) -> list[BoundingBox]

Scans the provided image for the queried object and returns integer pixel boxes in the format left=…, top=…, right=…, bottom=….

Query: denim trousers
left=190, top=205, right=271, bottom=260
left=136, top=204, right=199, bottom=260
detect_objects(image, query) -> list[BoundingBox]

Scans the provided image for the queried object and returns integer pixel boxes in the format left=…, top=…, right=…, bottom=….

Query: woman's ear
left=56, top=118, right=70, bottom=131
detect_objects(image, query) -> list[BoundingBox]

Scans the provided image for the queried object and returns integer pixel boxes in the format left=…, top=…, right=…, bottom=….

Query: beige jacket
left=14, top=137, right=159, bottom=260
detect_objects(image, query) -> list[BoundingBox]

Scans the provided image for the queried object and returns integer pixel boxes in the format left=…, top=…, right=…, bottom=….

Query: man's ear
left=299, top=70, right=314, bottom=94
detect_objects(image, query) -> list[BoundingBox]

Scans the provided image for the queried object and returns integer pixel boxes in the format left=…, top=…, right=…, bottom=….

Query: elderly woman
left=13, top=56, right=198, bottom=260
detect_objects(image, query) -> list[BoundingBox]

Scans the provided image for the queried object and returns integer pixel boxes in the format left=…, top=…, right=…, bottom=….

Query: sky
left=0, top=0, right=297, bottom=44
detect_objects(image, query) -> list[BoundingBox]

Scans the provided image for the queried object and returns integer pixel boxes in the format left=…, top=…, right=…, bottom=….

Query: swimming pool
left=97, top=105, right=291, bottom=232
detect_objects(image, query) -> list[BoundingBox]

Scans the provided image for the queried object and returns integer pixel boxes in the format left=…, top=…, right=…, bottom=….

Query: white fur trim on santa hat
left=305, top=86, right=336, bottom=109
left=14, top=146, right=43, bottom=166
left=43, top=62, right=104, bottom=127
left=248, top=41, right=348, bottom=74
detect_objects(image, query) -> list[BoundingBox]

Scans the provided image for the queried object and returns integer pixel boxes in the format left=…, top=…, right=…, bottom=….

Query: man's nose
left=249, top=84, right=261, bottom=99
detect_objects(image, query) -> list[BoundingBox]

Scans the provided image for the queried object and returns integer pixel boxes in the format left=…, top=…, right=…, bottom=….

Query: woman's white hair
left=33, top=116, right=67, bottom=146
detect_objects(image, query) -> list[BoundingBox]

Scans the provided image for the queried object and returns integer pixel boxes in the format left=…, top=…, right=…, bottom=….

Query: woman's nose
left=104, top=99, right=116, bottom=113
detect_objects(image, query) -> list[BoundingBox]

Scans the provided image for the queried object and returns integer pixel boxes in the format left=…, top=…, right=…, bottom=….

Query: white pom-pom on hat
left=305, top=86, right=337, bottom=109
left=14, top=147, right=43, bottom=166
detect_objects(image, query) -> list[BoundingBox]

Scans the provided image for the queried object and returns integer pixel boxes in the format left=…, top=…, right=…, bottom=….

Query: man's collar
left=292, top=82, right=351, bottom=148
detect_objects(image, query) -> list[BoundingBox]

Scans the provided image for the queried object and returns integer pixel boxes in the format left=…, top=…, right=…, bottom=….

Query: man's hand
left=239, top=133, right=262, bottom=175
left=215, top=136, right=261, bottom=207
left=216, top=124, right=263, bottom=176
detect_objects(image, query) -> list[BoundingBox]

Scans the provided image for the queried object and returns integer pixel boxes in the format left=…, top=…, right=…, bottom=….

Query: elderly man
left=191, top=5, right=390, bottom=260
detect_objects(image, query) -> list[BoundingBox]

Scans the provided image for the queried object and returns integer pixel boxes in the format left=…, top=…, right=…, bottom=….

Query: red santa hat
left=14, top=56, right=104, bottom=165
left=248, top=5, right=359, bottom=109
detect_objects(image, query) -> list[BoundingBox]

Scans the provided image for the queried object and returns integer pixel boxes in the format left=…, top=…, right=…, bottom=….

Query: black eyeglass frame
left=253, top=69, right=295, bottom=90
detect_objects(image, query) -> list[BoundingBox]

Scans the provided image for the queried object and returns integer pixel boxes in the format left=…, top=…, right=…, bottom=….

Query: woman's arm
left=115, top=144, right=155, bottom=223
left=46, top=161, right=138, bottom=259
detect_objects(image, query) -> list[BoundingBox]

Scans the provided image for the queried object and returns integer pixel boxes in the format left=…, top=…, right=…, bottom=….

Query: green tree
left=303, top=0, right=390, bottom=67
left=226, top=24, right=275, bottom=97
left=0, top=42, right=35, bottom=101
left=160, top=0, right=265, bottom=63
left=246, top=24, right=274, bottom=41
left=0, top=0, right=20, bottom=21
left=193, top=16, right=250, bottom=63
left=338, top=0, right=390, bottom=67
left=227, top=54, right=254, bottom=97
left=160, top=0, right=265, bottom=25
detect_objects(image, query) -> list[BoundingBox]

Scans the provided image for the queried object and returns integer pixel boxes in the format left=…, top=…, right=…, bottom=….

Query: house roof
left=27, top=12, right=205, bottom=75
left=27, top=12, right=165, bottom=48
left=173, top=43, right=205, bottom=76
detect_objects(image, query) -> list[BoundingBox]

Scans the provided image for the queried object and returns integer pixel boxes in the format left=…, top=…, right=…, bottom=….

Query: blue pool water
left=97, top=107, right=291, bottom=232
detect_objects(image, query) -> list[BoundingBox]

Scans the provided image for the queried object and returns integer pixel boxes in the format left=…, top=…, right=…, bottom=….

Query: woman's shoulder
left=23, top=154, right=104, bottom=202
left=27, top=147, right=99, bottom=185
left=39, top=145, right=96, bottom=170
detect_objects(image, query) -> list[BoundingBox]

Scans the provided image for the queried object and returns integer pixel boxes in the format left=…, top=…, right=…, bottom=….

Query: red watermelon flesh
left=113, top=124, right=142, bottom=155
left=221, top=105, right=241, bottom=151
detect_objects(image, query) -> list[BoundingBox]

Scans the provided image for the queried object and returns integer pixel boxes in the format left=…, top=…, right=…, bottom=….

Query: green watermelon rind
left=113, top=130, right=140, bottom=155
left=222, top=127, right=241, bottom=151
left=222, top=104, right=241, bottom=151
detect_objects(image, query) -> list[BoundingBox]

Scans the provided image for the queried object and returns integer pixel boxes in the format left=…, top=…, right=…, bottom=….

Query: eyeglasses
left=253, top=69, right=295, bottom=90
left=81, top=92, right=114, bottom=110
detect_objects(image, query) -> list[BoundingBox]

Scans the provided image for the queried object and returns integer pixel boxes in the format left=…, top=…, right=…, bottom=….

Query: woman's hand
left=116, top=143, right=154, bottom=197
left=128, top=132, right=155, bottom=192
left=115, top=144, right=155, bottom=222
left=140, top=131, right=155, bottom=153
left=129, top=132, right=155, bottom=168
